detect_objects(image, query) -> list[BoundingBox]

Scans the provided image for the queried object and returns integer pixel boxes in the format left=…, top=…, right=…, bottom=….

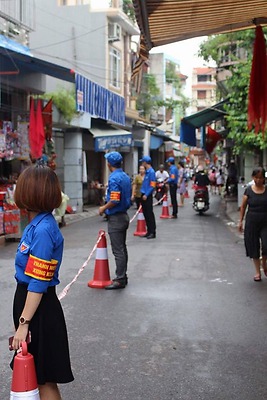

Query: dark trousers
left=108, top=212, right=129, bottom=280
left=169, top=184, right=178, bottom=216
left=141, top=194, right=156, bottom=235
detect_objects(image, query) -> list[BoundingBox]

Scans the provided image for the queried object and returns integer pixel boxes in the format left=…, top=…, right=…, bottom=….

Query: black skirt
left=11, top=283, right=74, bottom=385
left=244, top=212, right=267, bottom=259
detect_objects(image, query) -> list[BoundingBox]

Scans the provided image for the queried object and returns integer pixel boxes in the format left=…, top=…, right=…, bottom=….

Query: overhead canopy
left=182, top=99, right=228, bottom=129
left=0, top=35, right=75, bottom=82
left=132, top=0, right=267, bottom=76
left=90, top=127, right=132, bottom=152
left=180, top=100, right=228, bottom=146
left=133, top=0, right=267, bottom=49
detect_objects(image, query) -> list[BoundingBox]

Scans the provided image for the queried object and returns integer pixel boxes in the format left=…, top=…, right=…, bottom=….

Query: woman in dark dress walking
left=239, top=167, right=267, bottom=281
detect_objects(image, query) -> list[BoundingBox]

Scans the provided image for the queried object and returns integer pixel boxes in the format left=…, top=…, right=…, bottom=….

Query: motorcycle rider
left=194, top=165, right=210, bottom=204
left=155, top=164, right=169, bottom=204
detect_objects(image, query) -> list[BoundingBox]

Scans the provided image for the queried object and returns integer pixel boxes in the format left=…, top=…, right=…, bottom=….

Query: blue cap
left=139, top=155, right=152, bottom=163
left=166, top=157, right=175, bottom=163
left=104, top=151, right=123, bottom=166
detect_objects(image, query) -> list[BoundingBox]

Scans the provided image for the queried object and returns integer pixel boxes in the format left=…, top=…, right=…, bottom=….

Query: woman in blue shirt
left=11, top=165, right=74, bottom=400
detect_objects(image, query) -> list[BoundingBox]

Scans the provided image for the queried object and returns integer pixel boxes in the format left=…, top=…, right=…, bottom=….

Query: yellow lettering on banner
left=25, top=254, right=58, bottom=281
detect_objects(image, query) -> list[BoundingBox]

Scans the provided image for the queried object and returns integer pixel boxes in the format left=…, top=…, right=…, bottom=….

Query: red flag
left=248, top=26, right=267, bottom=134
left=206, top=126, right=221, bottom=154
left=35, top=99, right=45, bottom=159
left=42, top=99, right=53, bottom=140
left=29, top=97, right=39, bottom=160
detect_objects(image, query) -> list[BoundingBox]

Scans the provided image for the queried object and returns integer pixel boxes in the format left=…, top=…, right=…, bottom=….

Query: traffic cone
left=133, top=206, right=147, bottom=236
left=160, top=194, right=171, bottom=219
left=10, top=342, right=40, bottom=400
left=88, top=230, right=112, bottom=288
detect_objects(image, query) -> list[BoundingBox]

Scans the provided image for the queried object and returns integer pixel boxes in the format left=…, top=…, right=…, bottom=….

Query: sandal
left=254, top=275, right=262, bottom=282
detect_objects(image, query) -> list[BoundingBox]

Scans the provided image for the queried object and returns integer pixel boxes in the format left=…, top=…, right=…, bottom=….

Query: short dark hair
left=15, top=165, right=62, bottom=212
left=252, top=166, right=265, bottom=178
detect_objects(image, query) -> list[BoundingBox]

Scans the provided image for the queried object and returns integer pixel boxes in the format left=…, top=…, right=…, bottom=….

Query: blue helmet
left=139, top=155, right=152, bottom=163
left=166, top=157, right=175, bottom=164
left=104, top=151, right=123, bottom=166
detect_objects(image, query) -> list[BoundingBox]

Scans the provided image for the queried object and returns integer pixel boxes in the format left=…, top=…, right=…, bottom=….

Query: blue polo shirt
left=105, top=168, right=131, bottom=215
left=15, top=212, right=63, bottom=293
left=168, top=164, right=178, bottom=185
left=141, top=166, right=156, bottom=197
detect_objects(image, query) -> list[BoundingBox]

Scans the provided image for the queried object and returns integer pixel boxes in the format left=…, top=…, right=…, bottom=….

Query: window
left=197, top=90, right=206, bottom=99
left=197, top=74, right=211, bottom=82
left=109, top=47, right=121, bottom=88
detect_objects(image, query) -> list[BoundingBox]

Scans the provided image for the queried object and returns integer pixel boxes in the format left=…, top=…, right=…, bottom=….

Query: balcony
left=0, top=0, right=35, bottom=31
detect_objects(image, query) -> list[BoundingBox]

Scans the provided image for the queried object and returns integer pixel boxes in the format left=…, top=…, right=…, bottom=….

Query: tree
left=136, top=73, right=160, bottom=119
left=199, top=28, right=267, bottom=154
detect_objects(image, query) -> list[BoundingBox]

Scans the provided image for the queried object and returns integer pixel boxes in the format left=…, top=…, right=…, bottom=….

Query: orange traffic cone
left=88, top=230, right=112, bottom=288
left=133, top=206, right=147, bottom=236
left=160, top=194, right=171, bottom=219
left=10, top=342, right=40, bottom=400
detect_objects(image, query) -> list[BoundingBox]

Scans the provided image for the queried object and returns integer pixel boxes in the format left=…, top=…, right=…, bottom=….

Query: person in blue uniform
left=99, top=152, right=131, bottom=290
left=140, top=156, right=157, bottom=239
left=11, top=165, right=74, bottom=400
left=166, top=157, right=178, bottom=218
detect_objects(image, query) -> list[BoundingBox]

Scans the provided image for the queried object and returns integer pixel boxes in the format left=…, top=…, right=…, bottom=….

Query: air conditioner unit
left=108, top=23, right=121, bottom=42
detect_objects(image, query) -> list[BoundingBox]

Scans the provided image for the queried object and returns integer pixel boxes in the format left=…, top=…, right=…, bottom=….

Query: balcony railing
left=0, top=0, right=35, bottom=31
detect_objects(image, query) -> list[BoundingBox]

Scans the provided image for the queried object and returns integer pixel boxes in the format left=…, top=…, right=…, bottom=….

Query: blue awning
left=150, top=134, right=163, bottom=149
left=0, top=36, right=75, bottom=82
left=180, top=121, right=196, bottom=147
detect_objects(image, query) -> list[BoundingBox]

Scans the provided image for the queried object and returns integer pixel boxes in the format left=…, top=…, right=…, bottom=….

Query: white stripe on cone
left=95, top=247, right=108, bottom=260
left=10, top=388, right=40, bottom=399
left=163, top=200, right=168, bottom=206
left=138, top=213, right=145, bottom=220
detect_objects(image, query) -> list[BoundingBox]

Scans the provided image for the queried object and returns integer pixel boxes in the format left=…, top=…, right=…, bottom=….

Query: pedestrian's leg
left=145, top=195, right=156, bottom=236
left=109, top=230, right=128, bottom=280
left=179, top=193, right=184, bottom=206
left=170, top=185, right=177, bottom=217
left=252, top=258, right=261, bottom=281
left=141, top=198, right=149, bottom=233
left=39, top=383, right=62, bottom=400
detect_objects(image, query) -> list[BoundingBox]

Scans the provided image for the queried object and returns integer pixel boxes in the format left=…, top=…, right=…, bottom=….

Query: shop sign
left=94, top=135, right=132, bottom=152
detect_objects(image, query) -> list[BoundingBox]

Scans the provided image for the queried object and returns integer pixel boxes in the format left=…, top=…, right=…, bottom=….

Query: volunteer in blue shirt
left=166, top=157, right=178, bottom=219
left=140, top=155, right=156, bottom=239
left=99, top=152, right=131, bottom=289
left=11, top=165, right=74, bottom=400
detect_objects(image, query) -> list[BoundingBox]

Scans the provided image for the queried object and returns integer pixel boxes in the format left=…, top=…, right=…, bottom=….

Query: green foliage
left=157, top=96, right=189, bottom=115
left=198, top=28, right=267, bottom=153
left=136, top=73, right=160, bottom=118
left=43, top=87, right=77, bottom=124
left=165, top=61, right=181, bottom=91
left=122, top=0, right=136, bottom=23
left=224, top=61, right=267, bottom=153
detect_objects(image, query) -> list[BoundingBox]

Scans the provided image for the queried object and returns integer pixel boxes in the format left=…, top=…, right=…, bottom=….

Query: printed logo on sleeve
left=25, top=255, right=58, bottom=281
left=20, top=242, right=29, bottom=253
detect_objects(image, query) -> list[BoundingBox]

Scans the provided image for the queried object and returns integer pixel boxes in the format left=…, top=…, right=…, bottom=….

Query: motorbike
left=155, top=178, right=167, bottom=204
left=192, top=185, right=209, bottom=215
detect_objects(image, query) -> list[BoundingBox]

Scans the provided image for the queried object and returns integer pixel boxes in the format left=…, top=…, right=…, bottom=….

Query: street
left=1, top=192, right=267, bottom=400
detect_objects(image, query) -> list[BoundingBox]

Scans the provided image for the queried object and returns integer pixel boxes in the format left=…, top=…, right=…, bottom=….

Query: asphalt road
left=1, top=192, right=267, bottom=400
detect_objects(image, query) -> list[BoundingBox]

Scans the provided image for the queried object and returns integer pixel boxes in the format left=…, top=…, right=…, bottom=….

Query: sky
left=150, top=36, right=216, bottom=96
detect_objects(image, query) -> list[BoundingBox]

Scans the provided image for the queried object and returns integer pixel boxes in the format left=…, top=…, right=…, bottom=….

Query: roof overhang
left=132, top=0, right=267, bottom=50
left=0, top=35, right=75, bottom=82
left=182, top=99, right=229, bottom=129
